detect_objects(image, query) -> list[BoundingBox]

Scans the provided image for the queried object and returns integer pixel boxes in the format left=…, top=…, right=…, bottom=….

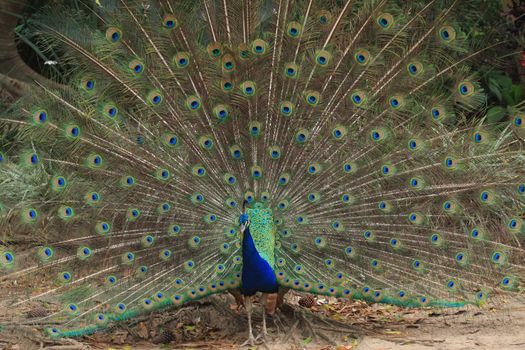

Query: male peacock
left=1, top=0, right=525, bottom=346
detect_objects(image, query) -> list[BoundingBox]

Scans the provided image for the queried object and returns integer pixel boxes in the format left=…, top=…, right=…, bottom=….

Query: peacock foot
left=270, top=313, right=285, bottom=335
left=240, top=333, right=257, bottom=347
left=255, top=330, right=268, bottom=342
left=240, top=331, right=269, bottom=348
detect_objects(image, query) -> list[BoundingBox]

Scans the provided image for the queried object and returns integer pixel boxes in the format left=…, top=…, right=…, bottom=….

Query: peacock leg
left=255, top=293, right=269, bottom=343
left=240, top=296, right=256, bottom=347
left=272, top=312, right=285, bottom=336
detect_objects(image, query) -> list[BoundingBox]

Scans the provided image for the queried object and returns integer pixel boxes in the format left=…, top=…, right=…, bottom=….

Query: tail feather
left=0, top=0, right=523, bottom=338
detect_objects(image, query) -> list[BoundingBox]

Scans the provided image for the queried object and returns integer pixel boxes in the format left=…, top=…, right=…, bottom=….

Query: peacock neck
left=240, top=225, right=278, bottom=296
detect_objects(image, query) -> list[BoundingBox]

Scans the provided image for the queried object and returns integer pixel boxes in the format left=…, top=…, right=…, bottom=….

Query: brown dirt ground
left=1, top=291, right=524, bottom=350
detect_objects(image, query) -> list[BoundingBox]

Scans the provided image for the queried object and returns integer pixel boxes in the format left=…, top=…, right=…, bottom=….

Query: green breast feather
left=246, top=203, right=276, bottom=268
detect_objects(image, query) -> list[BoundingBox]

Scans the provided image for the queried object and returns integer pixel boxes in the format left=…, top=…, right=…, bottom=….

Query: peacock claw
left=271, top=313, right=284, bottom=335
left=254, top=332, right=268, bottom=343
left=240, top=332, right=268, bottom=348
left=240, top=334, right=256, bottom=347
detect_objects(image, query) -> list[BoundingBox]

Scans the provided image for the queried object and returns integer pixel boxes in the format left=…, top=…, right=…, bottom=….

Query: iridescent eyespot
left=83, top=79, right=95, bottom=91
left=213, top=104, right=230, bottom=122
left=249, top=165, right=262, bottom=179
left=407, top=61, right=423, bottom=77
left=491, top=251, right=505, bottom=264
left=315, top=50, right=332, bottom=66
left=380, top=163, right=396, bottom=176
left=64, top=125, right=80, bottom=139
left=408, top=139, right=418, bottom=150
left=240, top=81, right=256, bottom=96
left=230, top=145, right=243, bottom=159
left=66, top=303, right=79, bottom=314
left=28, top=153, right=40, bottom=165
left=388, top=95, right=404, bottom=109
left=251, top=39, right=268, bottom=55
left=514, top=116, right=523, bottom=127
left=507, top=218, right=523, bottom=232
left=390, top=238, right=399, bottom=248
left=277, top=200, right=289, bottom=210
left=286, top=22, right=302, bottom=38
left=376, top=13, right=394, bottom=29
left=354, top=49, right=370, bottom=65
left=106, top=27, right=122, bottom=43
left=430, top=106, right=447, bottom=122
left=284, top=63, right=299, bottom=78
left=332, top=125, right=347, bottom=140
left=350, top=90, right=367, bottom=106
left=51, top=176, right=67, bottom=190
left=186, top=96, right=202, bottom=110
left=278, top=173, right=290, bottom=185
left=1, top=251, right=15, bottom=267
left=305, top=192, right=318, bottom=203
left=173, top=52, right=190, bottom=68
left=438, top=25, right=456, bottom=42
left=77, top=246, right=92, bottom=260
left=32, top=109, right=48, bottom=125
left=161, top=249, right=172, bottom=259
left=430, top=233, right=442, bottom=245
left=280, top=101, right=294, bottom=116
left=96, top=221, right=111, bottom=235
left=162, top=15, right=178, bottom=29
left=59, top=271, right=73, bottom=283
left=443, top=156, right=459, bottom=170
left=446, top=279, right=457, bottom=290
left=192, top=165, right=206, bottom=177
left=223, top=60, right=234, bottom=71
left=317, top=10, right=332, bottom=25
left=307, top=163, right=321, bottom=175
left=169, top=224, right=182, bottom=236
left=39, top=246, right=54, bottom=260
left=458, top=81, right=474, bottom=96
left=128, top=59, right=145, bottom=76
left=221, top=80, right=233, bottom=91
left=22, top=208, right=38, bottom=222
left=304, top=91, right=320, bottom=106
left=268, top=146, right=281, bottom=159
left=370, top=260, right=382, bottom=270
left=58, top=206, right=74, bottom=220
left=147, top=90, right=163, bottom=105
left=249, top=121, right=262, bottom=137
left=370, top=129, right=386, bottom=141
left=197, top=136, right=213, bottom=151
left=294, top=128, right=310, bottom=144
left=342, top=161, right=358, bottom=175
left=162, top=133, right=179, bottom=147
left=205, top=41, right=223, bottom=58
left=470, top=228, right=481, bottom=239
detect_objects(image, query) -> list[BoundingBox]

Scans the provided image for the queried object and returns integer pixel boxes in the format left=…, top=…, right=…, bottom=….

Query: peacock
left=1, top=0, right=525, bottom=346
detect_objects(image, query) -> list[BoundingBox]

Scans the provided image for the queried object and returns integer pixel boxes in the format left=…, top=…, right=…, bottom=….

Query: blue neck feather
left=240, top=225, right=278, bottom=296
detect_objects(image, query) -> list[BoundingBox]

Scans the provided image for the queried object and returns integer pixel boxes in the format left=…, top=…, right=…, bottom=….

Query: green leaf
left=486, top=106, right=507, bottom=123
left=494, top=75, right=513, bottom=90
left=302, top=336, right=313, bottom=344
left=488, top=78, right=503, bottom=103
left=503, top=84, right=524, bottom=107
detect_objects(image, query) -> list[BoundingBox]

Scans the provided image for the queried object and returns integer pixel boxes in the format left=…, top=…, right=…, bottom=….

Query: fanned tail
left=0, top=0, right=524, bottom=338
